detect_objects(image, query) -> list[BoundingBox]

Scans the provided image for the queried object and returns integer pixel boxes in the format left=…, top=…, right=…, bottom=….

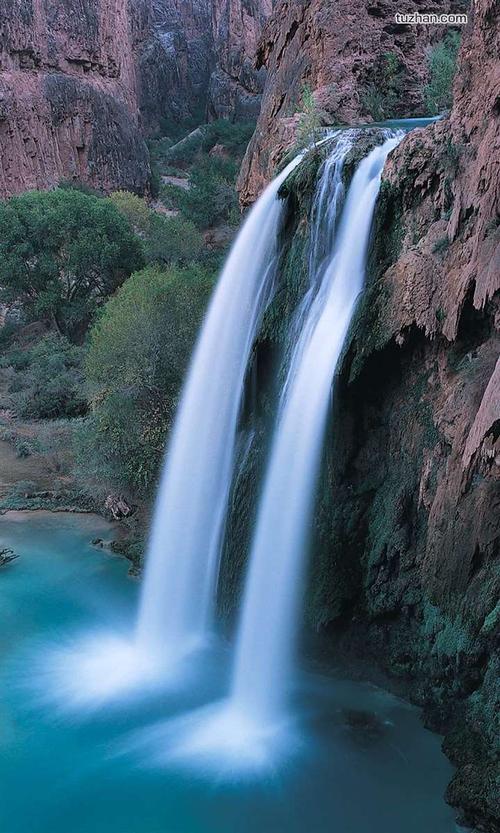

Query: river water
left=0, top=512, right=459, bottom=833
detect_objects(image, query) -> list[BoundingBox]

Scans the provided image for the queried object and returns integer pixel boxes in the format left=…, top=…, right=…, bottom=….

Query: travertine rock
left=332, top=2, right=499, bottom=826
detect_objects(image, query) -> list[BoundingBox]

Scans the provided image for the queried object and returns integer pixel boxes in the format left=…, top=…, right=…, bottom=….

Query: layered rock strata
left=238, top=0, right=469, bottom=204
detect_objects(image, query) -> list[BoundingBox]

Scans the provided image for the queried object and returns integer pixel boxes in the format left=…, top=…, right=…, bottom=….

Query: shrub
left=108, top=191, right=151, bottom=236
left=0, top=189, right=144, bottom=342
left=144, top=214, right=204, bottom=265
left=296, top=85, right=328, bottom=149
left=200, top=120, right=255, bottom=155
left=361, top=51, right=405, bottom=120
left=424, top=31, right=461, bottom=115
left=174, top=156, right=240, bottom=228
left=108, top=191, right=204, bottom=265
left=166, top=119, right=255, bottom=167
left=433, top=235, right=450, bottom=254
left=77, top=265, right=214, bottom=497
left=8, top=334, right=86, bottom=420
left=15, top=438, right=40, bottom=458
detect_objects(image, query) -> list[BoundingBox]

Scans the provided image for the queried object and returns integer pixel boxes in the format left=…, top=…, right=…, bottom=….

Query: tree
left=145, top=213, right=204, bottom=265
left=424, top=31, right=461, bottom=115
left=4, top=333, right=86, bottom=420
left=77, top=265, right=214, bottom=498
left=109, top=190, right=204, bottom=265
left=0, top=189, right=144, bottom=342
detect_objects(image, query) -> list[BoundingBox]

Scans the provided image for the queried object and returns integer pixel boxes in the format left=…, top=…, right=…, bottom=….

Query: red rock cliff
left=331, top=1, right=499, bottom=826
left=238, top=0, right=468, bottom=203
left=0, top=0, right=152, bottom=196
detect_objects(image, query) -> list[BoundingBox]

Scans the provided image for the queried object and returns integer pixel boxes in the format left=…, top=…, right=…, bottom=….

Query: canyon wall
left=140, top=0, right=274, bottom=134
left=0, top=0, right=273, bottom=196
left=238, top=0, right=468, bottom=204
left=311, top=0, right=499, bottom=827
left=207, top=0, right=273, bottom=121
left=0, top=0, right=152, bottom=196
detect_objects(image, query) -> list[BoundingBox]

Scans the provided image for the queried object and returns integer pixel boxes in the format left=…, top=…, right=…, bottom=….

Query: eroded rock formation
left=0, top=0, right=273, bottom=196
left=208, top=0, right=273, bottom=121
left=326, top=1, right=499, bottom=827
left=140, top=0, right=273, bottom=134
left=0, top=0, right=152, bottom=196
left=238, top=0, right=468, bottom=204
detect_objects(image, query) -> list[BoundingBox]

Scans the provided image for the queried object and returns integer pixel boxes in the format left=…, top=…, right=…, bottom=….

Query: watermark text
left=395, top=11, right=468, bottom=24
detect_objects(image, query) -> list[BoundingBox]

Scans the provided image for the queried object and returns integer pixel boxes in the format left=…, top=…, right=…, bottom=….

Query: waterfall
left=135, top=152, right=304, bottom=663
left=229, top=131, right=403, bottom=726
left=155, top=131, right=404, bottom=768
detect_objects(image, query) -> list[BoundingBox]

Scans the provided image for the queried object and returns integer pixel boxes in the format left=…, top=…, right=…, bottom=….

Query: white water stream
left=135, top=153, right=304, bottom=664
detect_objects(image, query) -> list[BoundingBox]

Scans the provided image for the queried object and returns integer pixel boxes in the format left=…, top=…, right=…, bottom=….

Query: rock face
left=138, top=0, right=214, bottom=134
left=0, top=0, right=152, bottom=196
left=207, top=0, right=273, bottom=121
left=140, top=0, right=273, bottom=135
left=0, top=0, right=273, bottom=195
left=238, top=0, right=468, bottom=204
left=320, top=1, right=499, bottom=828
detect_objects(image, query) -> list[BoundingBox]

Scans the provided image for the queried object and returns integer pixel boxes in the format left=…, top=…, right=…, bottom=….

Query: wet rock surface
left=322, top=3, right=499, bottom=828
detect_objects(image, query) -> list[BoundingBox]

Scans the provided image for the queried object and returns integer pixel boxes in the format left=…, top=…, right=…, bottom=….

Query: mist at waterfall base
left=37, top=151, right=305, bottom=707
left=0, top=513, right=458, bottom=833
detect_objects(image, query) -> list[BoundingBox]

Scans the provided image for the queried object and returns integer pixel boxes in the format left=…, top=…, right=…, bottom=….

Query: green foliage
left=109, top=190, right=204, bottom=265
left=157, top=105, right=207, bottom=144
left=77, top=265, right=214, bottom=498
left=15, top=438, right=38, bottom=458
left=361, top=52, right=405, bottom=120
left=200, top=120, right=255, bottom=155
left=108, top=191, right=151, bottom=235
left=0, top=320, right=20, bottom=349
left=4, top=334, right=86, bottom=420
left=173, top=156, right=240, bottom=229
left=0, top=189, right=144, bottom=341
left=424, top=31, right=461, bottom=115
left=166, top=119, right=255, bottom=167
left=295, top=85, right=327, bottom=149
left=144, top=213, right=204, bottom=265
left=433, top=235, right=450, bottom=254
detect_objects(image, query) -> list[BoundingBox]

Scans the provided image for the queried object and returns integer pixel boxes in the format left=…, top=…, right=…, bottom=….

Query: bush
left=166, top=119, right=255, bottom=167
left=174, top=156, right=240, bottom=228
left=0, top=189, right=144, bottom=342
left=15, top=439, right=39, bottom=458
left=424, top=32, right=461, bottom=115
left=108, top=191, right=151, bottom=236
left=296, top=85, right=328, bottom=149
left=361, top=51, right=405, bottom=120
left=145, top=214, right=204, bottom=265
left=200, top=120, right=255, bottom=155
left=7, top=334, right=86, bottom=420
left=77, top=265, right=214, bottom=497
left=108, top=191, right=204, bottom=266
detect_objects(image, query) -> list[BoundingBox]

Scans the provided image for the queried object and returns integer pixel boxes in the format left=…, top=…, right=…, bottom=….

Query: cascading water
left=44, top=153, right=305, bottom=706
left=165, top=130, right=404, bottom=764
left=135, top=153, right=304, bottom=663
left=230, top=132, right=403, bottom=726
